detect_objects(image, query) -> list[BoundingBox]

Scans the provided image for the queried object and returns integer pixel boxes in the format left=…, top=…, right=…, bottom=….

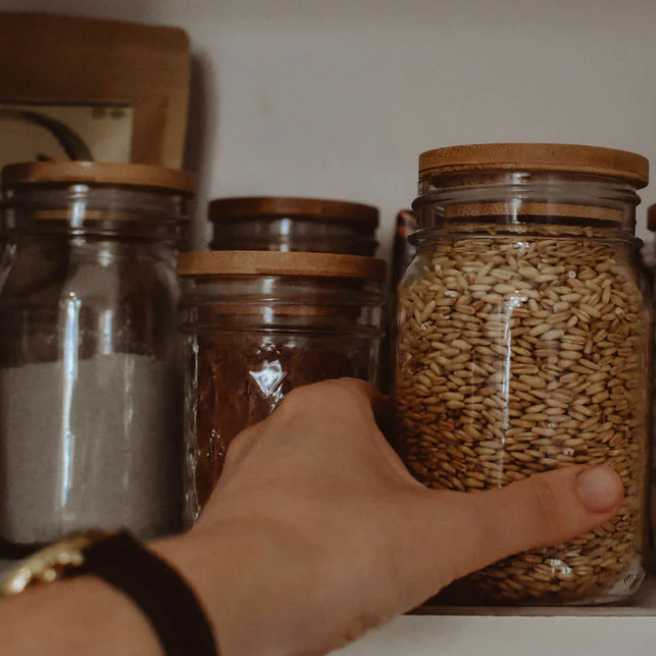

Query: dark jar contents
left=395, top=143, right=652, bottom=605
left=646, top=205, right=656, bottom=553
left=641, top=205, right=656, bottom=282
left=208, top=196, right=379, bottom=256
left=178, top=251, right=386, bottom=525
left=0, top=161, right=195, bottom=554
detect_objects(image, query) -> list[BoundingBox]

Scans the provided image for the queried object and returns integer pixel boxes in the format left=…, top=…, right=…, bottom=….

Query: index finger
left=279, top=378, right=393, bottom=437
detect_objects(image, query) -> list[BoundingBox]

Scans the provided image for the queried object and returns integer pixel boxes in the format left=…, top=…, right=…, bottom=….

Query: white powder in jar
left=0, top=352, right=182, bottom=545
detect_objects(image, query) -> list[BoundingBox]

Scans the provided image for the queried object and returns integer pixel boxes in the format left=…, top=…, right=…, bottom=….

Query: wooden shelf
left=333, top=577, right=656, bottom=655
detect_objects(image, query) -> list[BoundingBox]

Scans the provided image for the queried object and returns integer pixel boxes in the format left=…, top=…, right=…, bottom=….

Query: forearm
left=1, top=575, right=163, bottom=656
left=0, top=533, right=233, bottom=656
left=0, top=526, right=301, bottom=656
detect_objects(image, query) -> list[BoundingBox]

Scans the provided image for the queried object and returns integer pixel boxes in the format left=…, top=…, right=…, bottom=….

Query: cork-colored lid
left=418, top=143, right=649, bottom=189
left=178, top=251, right=386, bottom=281
left=2, top=161, right=197, bottom=195
left=208, top=197, right=379, bottom=228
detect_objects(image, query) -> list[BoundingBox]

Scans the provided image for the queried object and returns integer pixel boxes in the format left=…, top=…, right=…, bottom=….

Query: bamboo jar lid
left=208, top=197, right=379, bottom=228
left=2, top=161, right=197, bottom=195
left=178, top=251, right=387, bottom=281
left=418, top=143, right=649, bottom=189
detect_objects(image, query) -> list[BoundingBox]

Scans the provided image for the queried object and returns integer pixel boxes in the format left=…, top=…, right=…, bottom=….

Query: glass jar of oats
left=395, top=143, right=652, bottom=605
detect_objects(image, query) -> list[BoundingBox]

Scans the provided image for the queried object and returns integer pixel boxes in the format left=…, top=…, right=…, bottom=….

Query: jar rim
left=2, top=161, right=197, bottom=196
left=418, top=143, right=649, bottom=189
left=177, top=251, right=386, bottom=281
left=408, top=229, right=643, bottom=252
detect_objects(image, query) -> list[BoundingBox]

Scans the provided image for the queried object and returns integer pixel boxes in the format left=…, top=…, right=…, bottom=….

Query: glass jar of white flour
left=0, top=161, right=195, bottom=555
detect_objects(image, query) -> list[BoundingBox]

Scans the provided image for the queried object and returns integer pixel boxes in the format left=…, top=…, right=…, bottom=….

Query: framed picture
left=0, top=103, right=133, bottom=169
left=0, top=13, right=190, bottom=168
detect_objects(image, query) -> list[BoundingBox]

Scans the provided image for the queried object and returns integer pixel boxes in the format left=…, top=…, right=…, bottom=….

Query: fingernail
left=576, top=466, right=624, bottom=512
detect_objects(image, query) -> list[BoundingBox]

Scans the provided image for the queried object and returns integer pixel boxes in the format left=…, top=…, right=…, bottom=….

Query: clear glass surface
left=181, top=275, right=384, bottom=525
left=395, top=172, right=652, bottom=604
left=0, top=185, right=187, bottom=549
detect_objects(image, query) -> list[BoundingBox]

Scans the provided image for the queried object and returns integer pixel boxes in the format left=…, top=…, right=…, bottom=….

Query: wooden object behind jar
left=0, top=12, right=190, bottom=168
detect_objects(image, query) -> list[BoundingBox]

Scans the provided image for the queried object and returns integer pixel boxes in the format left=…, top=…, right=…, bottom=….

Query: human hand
left=157, top=378, right=624, bottom=656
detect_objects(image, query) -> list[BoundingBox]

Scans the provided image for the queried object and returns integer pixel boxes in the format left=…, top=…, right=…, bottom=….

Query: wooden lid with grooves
left=2, top=161, right=197, bottom=195
left=443, top=202, right=622, bottom=222
left=208, top=197, right=379, bottom=227
left=418, top=143, right=649, bottom=188
left=178, top=251, right=386, bottom=281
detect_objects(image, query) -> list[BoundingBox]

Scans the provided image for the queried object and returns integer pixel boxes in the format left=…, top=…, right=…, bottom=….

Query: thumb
left=431, top=464, right=625, bottom=584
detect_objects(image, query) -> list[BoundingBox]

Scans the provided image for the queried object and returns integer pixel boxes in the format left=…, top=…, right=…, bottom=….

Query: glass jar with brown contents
left=208, top=196, right=379, bottom=255
left=395, top=143, right=652, bottom=605
left=178, top=251, right=386, bottom=525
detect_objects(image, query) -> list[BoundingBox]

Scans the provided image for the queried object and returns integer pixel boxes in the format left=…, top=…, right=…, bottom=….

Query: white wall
left=3, top=0, right=656, bottom=254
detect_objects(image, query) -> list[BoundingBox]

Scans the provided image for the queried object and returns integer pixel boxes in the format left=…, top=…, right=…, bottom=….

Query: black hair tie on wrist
left=83, top=532, right=219, bottom=656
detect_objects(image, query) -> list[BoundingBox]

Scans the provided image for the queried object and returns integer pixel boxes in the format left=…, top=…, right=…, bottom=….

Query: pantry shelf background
left=3, top=0, right=656, bottom=256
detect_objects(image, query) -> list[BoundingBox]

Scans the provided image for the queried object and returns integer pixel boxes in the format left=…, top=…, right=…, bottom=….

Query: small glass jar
left=646, top=206, right=656, bottom=552
left=395, top=144, right=651, bottom=605
left=391, top=210, right=417, bottom=291
left=179, top=251, right=386, bottom=525
left=642, top=206, right=656, bottom=283
left=208, top=196, right=379, bottom=255
left=0, top=161, right=195, bottom=553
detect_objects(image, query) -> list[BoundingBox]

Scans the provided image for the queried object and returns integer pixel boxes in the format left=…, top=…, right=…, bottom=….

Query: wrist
left=151, top=522, right=322, bottom=656
left=150, top=527, right=274, bottom=656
